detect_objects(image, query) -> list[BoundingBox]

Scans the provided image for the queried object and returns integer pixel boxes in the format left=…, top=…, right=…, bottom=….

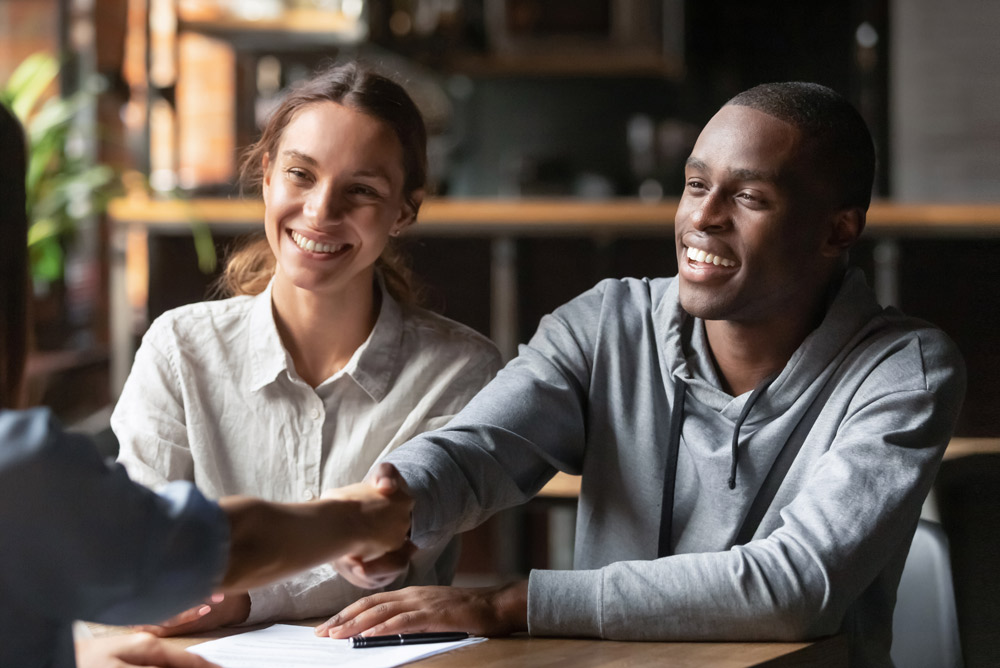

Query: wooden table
left=87, top=622, right=848, bottom=667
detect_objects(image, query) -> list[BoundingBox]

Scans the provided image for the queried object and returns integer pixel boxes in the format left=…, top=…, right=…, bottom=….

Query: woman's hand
left=331, top=541, right=417, bottom=589
left=133, top=593, right=251, bottom=637
left=76, top=633, right=220, bottom=668
left=314, top=581, right=529, bottom=639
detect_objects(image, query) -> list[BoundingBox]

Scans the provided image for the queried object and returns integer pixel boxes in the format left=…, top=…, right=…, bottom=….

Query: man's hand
left=321, top=463, right=414, bottom=562
left=132, top=593, right=251, bottom=637
left=314, top=581, right=529, bottom=639
left=75, top=633, right=220, bottom=668
left=218, top=463, right=413, bottom=591
left=332, top=541, right=417, bottom=589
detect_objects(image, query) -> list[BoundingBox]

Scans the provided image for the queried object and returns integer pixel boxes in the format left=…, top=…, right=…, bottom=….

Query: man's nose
left=691, top=193, right=728, bottom=231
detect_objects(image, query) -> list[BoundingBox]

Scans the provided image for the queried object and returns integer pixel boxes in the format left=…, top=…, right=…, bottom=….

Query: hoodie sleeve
left=386, top=286, right=603, bottom=550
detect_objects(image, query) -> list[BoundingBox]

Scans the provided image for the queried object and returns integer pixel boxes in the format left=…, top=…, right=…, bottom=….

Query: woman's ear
left=821, top=207, right=865, bottom=258
left=261, top=153, right=272, bottom=194
left=393, top=188, right=425, bottom=235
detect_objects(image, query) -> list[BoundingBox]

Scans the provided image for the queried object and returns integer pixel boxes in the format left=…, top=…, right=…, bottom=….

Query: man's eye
left=686, top=180, right=706, bottom=191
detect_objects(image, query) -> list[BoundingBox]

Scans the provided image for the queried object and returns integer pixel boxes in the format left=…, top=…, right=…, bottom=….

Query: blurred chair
left=933, top=453, right=1000, bottom=668
left=891, top=519, right=963, bottom=668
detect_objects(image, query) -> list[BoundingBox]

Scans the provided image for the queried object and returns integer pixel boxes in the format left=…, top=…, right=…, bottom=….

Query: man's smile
left=683, top=244, right=738, bottom=268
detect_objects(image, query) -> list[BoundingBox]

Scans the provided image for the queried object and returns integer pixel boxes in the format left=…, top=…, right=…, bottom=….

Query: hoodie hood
left=655, top=267, right=885, bottom=425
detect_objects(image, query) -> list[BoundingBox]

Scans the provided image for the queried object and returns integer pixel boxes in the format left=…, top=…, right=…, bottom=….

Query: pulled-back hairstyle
left=727, top=82, right=875, bottom=211
left=0, top=103, right=28, bottom=409
left=219, top=62, right=427, bottom=302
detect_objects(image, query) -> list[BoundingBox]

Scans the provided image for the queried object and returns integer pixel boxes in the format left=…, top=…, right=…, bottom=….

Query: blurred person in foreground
left=317, top=82, right=966, bottom=668
left=0, top=102, right=412, bottom=668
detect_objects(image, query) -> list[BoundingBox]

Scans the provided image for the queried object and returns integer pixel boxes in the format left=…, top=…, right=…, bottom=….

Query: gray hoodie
left=387, top=267, right=966, bottom=667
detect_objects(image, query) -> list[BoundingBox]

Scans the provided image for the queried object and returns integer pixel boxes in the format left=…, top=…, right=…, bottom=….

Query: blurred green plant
left=1, top=52, right=116, bottom=287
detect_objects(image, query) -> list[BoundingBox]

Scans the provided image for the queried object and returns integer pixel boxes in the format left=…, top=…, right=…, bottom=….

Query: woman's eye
left=350, top=185, right=381, bottom=198
left=286, top=168, right=310, bottom=182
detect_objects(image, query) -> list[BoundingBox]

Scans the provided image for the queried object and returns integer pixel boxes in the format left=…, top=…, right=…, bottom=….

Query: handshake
left=137, top=463, right=415, bottom=637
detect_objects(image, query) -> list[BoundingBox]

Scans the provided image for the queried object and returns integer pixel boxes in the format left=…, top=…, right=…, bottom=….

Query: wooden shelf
left=108, top=196, right=1000, bottom=237
left=442, top=51, right=683, bottom=79
left=179, top=9, right=366, bottom=49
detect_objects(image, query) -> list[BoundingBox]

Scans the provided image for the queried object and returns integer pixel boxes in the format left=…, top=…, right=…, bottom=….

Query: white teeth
left=291, top=230, right=343, bottom=255
left=686, top=246, right=736, bottom=268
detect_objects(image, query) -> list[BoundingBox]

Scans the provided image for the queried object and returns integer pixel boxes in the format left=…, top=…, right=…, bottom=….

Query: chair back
left=891, top=519, right=963, bottom=668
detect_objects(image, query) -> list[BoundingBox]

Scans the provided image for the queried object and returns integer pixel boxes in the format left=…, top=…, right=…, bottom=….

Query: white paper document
left=187, top=624, right=486, bottom=668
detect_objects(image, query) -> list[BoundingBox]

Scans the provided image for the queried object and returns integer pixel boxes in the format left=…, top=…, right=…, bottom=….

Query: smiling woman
left=110, top=62, right=502, bottom=636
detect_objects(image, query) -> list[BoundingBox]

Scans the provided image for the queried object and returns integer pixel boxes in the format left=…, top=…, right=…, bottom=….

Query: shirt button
left=310, top=408, right=321, bottom=420
left=302, top=490, right=315, bottom=501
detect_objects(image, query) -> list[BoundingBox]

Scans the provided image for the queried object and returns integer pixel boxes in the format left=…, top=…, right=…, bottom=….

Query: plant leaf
left=3, top=52, right=59, bottom=121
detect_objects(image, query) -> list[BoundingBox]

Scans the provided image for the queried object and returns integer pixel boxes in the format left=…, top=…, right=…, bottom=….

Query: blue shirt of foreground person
left=0, top=408, right=226, bottom=666
left=317, top=82, right=966, bottom=668
left=0, top=409, right=411, bottom=668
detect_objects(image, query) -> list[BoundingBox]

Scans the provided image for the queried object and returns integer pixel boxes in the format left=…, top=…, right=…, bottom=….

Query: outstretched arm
left=217, top=463, right=412, bottom=592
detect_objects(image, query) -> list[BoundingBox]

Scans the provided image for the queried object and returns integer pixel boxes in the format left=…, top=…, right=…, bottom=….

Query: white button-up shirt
left=113, top=279, right=501, bottom=623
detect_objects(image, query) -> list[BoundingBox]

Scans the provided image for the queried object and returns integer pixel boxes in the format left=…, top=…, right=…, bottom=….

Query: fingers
left=134, top=602, right=213, bottom=637
left=76, top=634, right=222, bottom=668
left=139, top=593, right=251, bottom=637
left=314, top=590, right=436, bottom=638
left=333, top=542, right=416, bottom=589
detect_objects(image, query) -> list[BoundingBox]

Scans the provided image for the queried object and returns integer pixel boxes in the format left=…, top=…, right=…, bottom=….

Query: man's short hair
left=727, top=82, right=876, bottom=211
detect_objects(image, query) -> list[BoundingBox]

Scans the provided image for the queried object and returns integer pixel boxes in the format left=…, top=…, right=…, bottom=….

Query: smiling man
left=319, top=82, right=966, bottom=668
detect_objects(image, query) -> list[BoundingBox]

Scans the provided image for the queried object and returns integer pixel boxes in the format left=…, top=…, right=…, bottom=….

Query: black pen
left=349, top=632, right=470, bottom=648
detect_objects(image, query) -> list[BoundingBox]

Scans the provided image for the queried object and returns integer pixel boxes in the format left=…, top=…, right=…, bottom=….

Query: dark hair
left=727, top=82, right=875, bottom=211
left=219, top=62, right=427, bottom=303
left=0, top=103, right=28, bottom=409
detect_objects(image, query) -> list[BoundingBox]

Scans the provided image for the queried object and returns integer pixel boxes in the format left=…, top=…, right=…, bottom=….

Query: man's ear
left=822, top=207, right=865, bottom=258
left=393, top=188, right=425, bottom=235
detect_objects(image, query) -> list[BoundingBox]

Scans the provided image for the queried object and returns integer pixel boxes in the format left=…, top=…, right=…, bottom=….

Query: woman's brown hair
left=218, top=62, right=427, bottom=303
left=0, top=103, right=29, bottom=409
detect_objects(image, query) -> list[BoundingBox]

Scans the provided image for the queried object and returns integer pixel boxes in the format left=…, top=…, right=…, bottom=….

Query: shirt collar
left=344, top=273, right=403, bottom=402
left=247, top=279, right=292, bottom=392
left=246, top=274, right=404, bottom=401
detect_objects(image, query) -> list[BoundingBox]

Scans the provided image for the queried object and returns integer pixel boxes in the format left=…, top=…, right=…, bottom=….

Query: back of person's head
left=726, top=82, right=875, bottom=212
left=220, top=61, right=427, bottom=302
left=0, top=103, right=28, bottom=409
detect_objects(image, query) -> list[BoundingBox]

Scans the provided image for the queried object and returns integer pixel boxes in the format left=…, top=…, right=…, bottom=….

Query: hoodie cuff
left=527, top=568, right=603, bottom=638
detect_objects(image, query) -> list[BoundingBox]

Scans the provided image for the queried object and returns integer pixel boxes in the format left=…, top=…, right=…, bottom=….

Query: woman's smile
left=289, top=229, right=351, bottom=257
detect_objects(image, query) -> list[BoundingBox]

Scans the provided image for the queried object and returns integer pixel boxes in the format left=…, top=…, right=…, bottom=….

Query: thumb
left=370, top=462, right=400, bottom=495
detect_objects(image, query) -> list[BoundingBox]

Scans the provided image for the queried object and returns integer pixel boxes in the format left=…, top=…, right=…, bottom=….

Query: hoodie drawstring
left=657, top=380, right=687, bottom=557
left=659, top=373, right=778, bottom=557
left=727, top=374, right=778, bottom=490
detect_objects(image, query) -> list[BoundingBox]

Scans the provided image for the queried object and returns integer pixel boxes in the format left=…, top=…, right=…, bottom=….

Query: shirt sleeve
left=0, top=408, right=229, bottom=626
left=112, top=321, right=194, bottom=488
